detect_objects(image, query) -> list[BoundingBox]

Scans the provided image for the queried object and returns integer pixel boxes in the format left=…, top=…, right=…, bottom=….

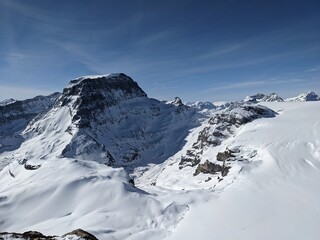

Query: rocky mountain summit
left=0, top=98, right=16, bottom=106
left=244, top=93, right=284, bottom=103
left=167, top=97, right=184, bottom=107
left=285, top=91, right=320, bottom=102
left=1, top=73, right=198, bottom=171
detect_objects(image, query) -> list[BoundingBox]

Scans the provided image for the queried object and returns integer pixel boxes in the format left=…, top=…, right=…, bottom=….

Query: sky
left=0, top=0, right=319, bottom=102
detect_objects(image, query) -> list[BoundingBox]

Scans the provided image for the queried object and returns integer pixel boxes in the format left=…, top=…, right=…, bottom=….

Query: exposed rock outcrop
left=216, top=147, right=240, bottom=161
left=63, top=229, right=98, bottom=240
left=61, top=73, right=147, bottom=128
left=0, top=229, right=98, bottom=240
left=193, top=160, right=230, bottom=177
left=179, top=104, right=275, bottom=171
left=244, top=93, right=283, bottom=103
left=0, top=92, right=60, bottom=153
left=285, top=91, right=319, bottom=102
left=169, top=97, right=184, bottom=107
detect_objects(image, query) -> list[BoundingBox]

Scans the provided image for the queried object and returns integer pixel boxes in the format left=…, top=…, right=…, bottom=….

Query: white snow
left=76, top=74, right=116, bottom=80
left=166, top=101, right=320, bottom=240
left=1, top=97, right=320, bottom=240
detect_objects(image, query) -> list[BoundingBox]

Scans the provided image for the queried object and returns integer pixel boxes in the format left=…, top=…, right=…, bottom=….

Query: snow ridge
left=0, top=98, right=16, bottom=106
left=285, top=91, right=320, bottom=102
left=244, top=92, right=283, bottom=103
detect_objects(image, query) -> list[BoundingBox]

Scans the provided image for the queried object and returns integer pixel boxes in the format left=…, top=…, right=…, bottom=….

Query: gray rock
left=193, top=160, right=230, bottom=177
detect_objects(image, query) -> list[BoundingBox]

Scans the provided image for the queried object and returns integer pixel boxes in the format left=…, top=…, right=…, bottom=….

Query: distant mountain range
left=243, top=91, right=319, bottom=103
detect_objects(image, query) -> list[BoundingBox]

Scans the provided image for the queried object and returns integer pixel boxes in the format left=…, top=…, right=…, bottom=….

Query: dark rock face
left=193, top=160, right=230, bottom=177
left=179, top=150, right=201, bottom=169
left=61, top=73, right=147, bottom=128
left=63, top=229, right=98, bottom=240
left=244, top=93, right=266, bottom=103
left=170, top=97, right=184, bottom=107
left=0, top=92, right=60, bottom=153
left=194, top=105, right=275, bottom=151
left=264, top=93, right=284, bottom=102
left=0, top=229, right=98, bottom=240
left=216, top=148, right=240, bottom=161
left=24, top=163, right=41, bottom=170
left=244, top=93, right=283, bottom=103
left=210, top=105, right=276, bottom=127
left=0, top=92, right=60, bottom=124
left=0, top=231, right=54, bottom=239
left=305, top=91, right=319, bottom=101
left=22, top=231, right=49, bottom=239
left=179, top=104, right=275, bottom=172
left=286, top=91, right=320, bottom=102
left=57, top=74, right=198, bottom=167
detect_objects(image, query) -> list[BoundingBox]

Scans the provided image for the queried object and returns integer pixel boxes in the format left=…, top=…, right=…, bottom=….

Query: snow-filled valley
left=0, top=74, right=319, bottom=240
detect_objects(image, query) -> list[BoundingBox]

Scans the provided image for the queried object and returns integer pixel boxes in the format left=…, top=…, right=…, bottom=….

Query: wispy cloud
left=306, top=65, right=320, bottom=72
left=202, top=81, right=266, bottom=93
left=201, top=78, right=308, bottom=94
left=136, top=30, right=176, bottom=46
left=195, top=44, right=244, bottom=60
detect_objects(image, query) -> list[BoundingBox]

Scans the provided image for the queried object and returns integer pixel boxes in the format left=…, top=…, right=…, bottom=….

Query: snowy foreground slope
left=167, top=102, right=320, bottom=240
left=0, top=74, right=319, bottom=240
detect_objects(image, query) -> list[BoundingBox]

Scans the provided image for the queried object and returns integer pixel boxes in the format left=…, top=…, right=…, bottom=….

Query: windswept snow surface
left=166, top=101, right=320, bottom=240
left=0, top=157, right=190, bottom=240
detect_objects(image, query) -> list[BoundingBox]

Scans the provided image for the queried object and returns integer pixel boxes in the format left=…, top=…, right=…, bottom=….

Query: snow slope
left=0, top=93, right=60, bottom=161
left=1, top=73, right=319, bottom=240
left=0, top=74, right=200, bottom=239
left=166, top=101, right=320, bottom=240
left=0, top=157, right=191, bottom=239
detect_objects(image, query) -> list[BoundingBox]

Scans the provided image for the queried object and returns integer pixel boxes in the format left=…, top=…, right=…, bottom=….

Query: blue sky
left=0, top=0, right=319, bottom=101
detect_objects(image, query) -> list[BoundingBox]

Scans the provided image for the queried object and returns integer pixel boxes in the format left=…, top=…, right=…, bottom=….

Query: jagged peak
left=285, top=91, right=319, bottom=102
left=185, top=101, right=215, bottom=110
left=167, top=97, right=184, bottom=107
left=244, top=92, right=283, bottom=103
left=0, top=98, right=16, bottom=106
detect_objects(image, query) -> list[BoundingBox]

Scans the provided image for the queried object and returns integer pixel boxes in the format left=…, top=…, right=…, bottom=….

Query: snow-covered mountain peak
left=0, top=98, right=16, bottom=106
left=285, top=91, right=319, bottom=102
left=65, top=73, right=147, bottom=98
left=70, top=73, right=135, bottom=86
left=244, top=92, right=283, bottom=103
left=59, top=73, right=148, bottom=127
left=185, top=101, right=215, bottom=111
left=12, top=74, right=199, bottom=168
left=167, top=97, right=184, bottom=106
